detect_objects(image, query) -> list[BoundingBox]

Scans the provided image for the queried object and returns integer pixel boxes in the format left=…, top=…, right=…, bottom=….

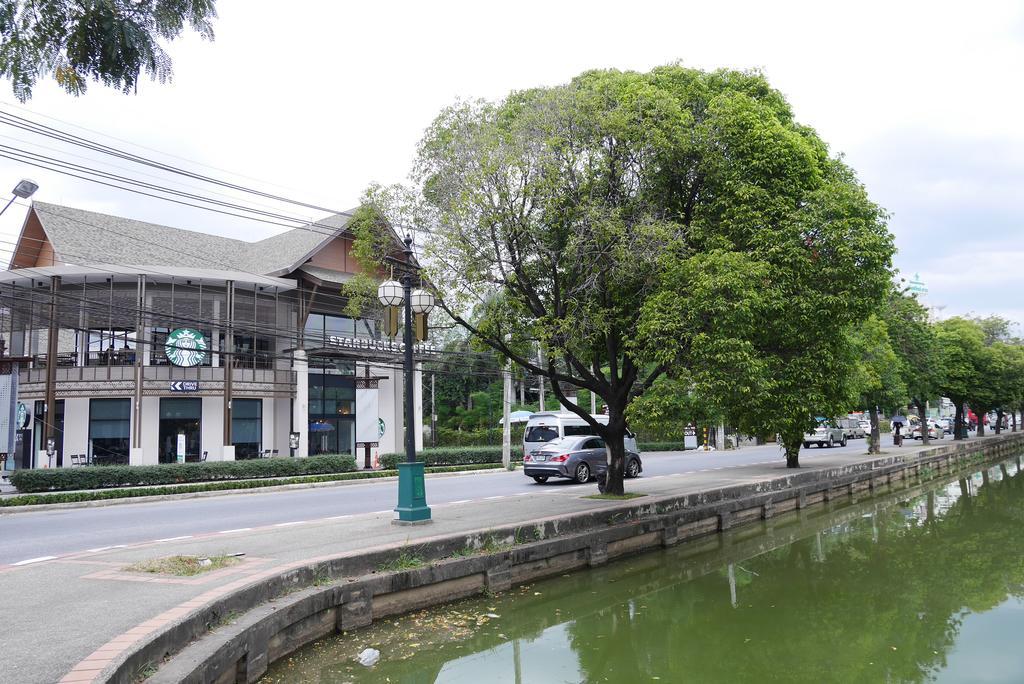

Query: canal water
left=262, top=458, right=1024, bottom=683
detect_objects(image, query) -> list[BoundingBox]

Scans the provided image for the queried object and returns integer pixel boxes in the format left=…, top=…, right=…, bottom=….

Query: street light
left=378, top=236, right=433, bottom=524
left=1, top=179, right=38, bottom=217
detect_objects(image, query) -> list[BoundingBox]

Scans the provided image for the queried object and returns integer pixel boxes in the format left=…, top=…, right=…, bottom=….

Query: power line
left=0, top=109, right=352, bottom=217
left=0, top=107, right=443, bottom=245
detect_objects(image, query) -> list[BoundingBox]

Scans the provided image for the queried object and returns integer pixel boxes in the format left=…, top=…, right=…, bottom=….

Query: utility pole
left=43, top=275, right=60, bottom=467
left=590, top=391, right=597, bottom=416
left=502, top=360, right=512, bottom=469
left=430, top=372, right=436, bottom=448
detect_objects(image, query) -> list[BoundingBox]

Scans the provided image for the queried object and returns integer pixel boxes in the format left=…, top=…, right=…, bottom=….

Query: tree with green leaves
left=0, top=0, right=216, bottom=101
left=882, top=288, right=942, bottom=445
left=936, top=317, right=990, bottom=439
left=377, top=64, right=893, bottom=489
left=630, top=72, right=894, bottom=468
left=849, top=315, right=906, bottom=453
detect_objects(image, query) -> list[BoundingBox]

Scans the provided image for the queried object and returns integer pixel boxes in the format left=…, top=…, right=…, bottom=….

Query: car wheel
left=840, top=435, right=847, bottom=447
left=574, top=462, right=591, bottom=484
left=626, top=459, right=641, bottom=478
left=803, top=442, right=811, bottom=449
left=532, top=476, right=548, bottom=484
left=828, top=436, right=834, bottom=448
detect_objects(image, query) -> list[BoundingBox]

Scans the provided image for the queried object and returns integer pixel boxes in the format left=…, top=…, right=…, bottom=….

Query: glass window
left=90, top=399, right=130, bottom=465
left=160, top=398, right=202, bottom=420
left=355, top=318, right=377, bottom=338
left=564, top=425, right=596, bottom=437
left=85, top=329, right=137, bottom=366
left=304, top=313, right=325, bottom=344
left=325, top=314, right=355, bottom=337
left=525, top=426, right=558, bottom=443
left=232, top=399, right=262, bottom=460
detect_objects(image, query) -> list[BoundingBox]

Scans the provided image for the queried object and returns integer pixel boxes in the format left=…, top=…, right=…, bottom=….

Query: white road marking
left=86, top=545, right=127, bottom=553
left=324, top=515, right=352, bottom=520
left=484, top=495, right=505, bottom=500
left=448, top=499, right=472, bottom=504
left=13, top=556, right=57, bottom=565
left=218, top=528, right=252, bottom=534
left=514, top=492, right=531, bottom=496
left=273, top=521, right=307, bottom=527
left=154, top=535, right=193, bottom=542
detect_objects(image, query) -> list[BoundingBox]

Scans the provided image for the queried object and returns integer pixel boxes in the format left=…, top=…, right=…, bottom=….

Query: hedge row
left=9, top=455, right=357, bottom=493
left=380, top=446, right=522, bottom=469
left=434, top=426, right=526, bottom=447
left=0, top=463, right=503, bottom=507
left=378, top=441, right=695, bottom=469
left=638, top=441, right=688, bottom=451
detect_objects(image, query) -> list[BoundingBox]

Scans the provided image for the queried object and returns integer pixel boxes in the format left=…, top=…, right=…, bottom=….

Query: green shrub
left=0, top=463, right=501, bottom=507
left=9, top=454, right=357, bottom=493
left=434, top=425, right=526, bottom=447
left=638, top=441, right=688, bottom=452
left=379, top=446, right=517, bottom=469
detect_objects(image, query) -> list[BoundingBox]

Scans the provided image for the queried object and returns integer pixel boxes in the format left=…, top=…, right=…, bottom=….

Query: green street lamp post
left=378, top=236, right=433, bottom=524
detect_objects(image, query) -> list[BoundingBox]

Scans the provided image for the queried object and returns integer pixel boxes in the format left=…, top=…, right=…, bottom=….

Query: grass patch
left=0, top=463, right=502, bottom=508
left=124, top=554, right=242, bottom=576
left=379, top=550, right=425, bottom=572
left=584, top=492, right=648, bottom=500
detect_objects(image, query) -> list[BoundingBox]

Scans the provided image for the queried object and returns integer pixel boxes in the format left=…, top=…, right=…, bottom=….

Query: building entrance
left=159, top=398, right=202, bottom=463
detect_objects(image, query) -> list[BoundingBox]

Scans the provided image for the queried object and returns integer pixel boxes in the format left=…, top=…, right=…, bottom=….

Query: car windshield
left=524, top=425, right=559, bottom=443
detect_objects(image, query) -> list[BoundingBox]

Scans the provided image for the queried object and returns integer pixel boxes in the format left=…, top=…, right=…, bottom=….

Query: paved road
left=0, top=434, right=943, bottom=564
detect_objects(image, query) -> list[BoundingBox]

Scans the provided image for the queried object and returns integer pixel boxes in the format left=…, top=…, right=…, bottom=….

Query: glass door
left=159, top=398, right=202, bottom=463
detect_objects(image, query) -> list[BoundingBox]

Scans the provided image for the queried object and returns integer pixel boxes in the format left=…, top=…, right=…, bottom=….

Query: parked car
left=910, top=420, right=944, bottom=440
left=522, top=435, right=642, bottom=484
left=803, top=422, right=847, bottom=448
left=839, top=418, right=866, bottom=439
left=937, top=417, right=954, bottom=435
left=523, top=412, right=639, bottom=457
left=858, top=420, right=871, bottom=433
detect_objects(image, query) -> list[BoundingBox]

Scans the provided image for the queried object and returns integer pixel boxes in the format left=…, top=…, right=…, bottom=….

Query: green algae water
left=263, top=458, right=1024, bottom=683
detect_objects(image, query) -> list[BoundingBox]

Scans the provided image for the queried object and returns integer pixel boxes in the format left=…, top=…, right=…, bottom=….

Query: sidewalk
left=0, top=440, right=962, bottom=683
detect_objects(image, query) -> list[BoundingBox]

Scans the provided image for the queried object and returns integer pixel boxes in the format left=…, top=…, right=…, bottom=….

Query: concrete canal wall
left=118, top=434, right=1024, bottom=684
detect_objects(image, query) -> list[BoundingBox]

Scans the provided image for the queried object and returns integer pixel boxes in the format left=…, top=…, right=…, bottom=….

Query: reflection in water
left=262, top=458, right=1024, bottom=683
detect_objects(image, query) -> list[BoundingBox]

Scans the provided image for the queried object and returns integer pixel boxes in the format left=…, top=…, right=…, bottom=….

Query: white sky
left=0, top=0, right=1021, bottom=321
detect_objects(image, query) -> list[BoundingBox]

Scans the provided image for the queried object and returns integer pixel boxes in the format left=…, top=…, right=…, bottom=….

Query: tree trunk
left=868, top=406, right=881, bottom=454
left=1013, top=410, right=1017, bottom=432
left=601, top=403, right=628, bottom=495
left=915, top=399, right=929, bottom=446
left=976, top=408, right=986, bottom=437
left=781, top=432, right=801, bottom=468
left=603, top=430, right=626, bottom=495
left=954, top=403, right=965, bottom=440
left=995, top=409, right=1004, bottom=435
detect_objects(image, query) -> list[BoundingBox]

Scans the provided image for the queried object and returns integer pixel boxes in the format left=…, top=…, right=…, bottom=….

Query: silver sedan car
left=523, top=435, right=643, bottom=484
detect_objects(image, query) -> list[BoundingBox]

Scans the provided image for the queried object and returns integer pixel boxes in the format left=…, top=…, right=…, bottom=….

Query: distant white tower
left=908, top=272, right=928, bottom=297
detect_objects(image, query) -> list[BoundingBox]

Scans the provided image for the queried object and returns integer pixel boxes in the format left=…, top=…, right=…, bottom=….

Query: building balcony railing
left=28, top=353, right=275, bottom=370
left=17, top=362, right=295, bottom=388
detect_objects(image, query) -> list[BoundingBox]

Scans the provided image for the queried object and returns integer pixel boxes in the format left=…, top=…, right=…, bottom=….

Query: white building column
left=292, top=349, right=308, bottom=457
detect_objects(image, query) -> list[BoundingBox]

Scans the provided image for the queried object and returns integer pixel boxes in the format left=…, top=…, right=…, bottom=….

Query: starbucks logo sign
left=165, top=328, right=208, bottom=367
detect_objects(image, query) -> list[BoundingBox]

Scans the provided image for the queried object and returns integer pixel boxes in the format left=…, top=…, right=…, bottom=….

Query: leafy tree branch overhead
left=0, top=0, right=217, bottom=101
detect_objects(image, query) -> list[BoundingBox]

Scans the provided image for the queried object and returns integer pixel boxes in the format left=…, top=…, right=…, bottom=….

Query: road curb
left=0, top=467, right=508, bottom=514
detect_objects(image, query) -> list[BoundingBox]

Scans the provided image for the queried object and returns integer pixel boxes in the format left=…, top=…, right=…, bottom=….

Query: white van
left=522, top=412, right=639, bottom=456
